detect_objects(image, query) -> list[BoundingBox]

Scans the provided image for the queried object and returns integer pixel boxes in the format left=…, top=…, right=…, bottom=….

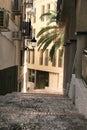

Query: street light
left=23, top=0, right=36, bottom=93
left=23, top=37, right=36, bottom=93
left=24, top=37, right=37, bottom=51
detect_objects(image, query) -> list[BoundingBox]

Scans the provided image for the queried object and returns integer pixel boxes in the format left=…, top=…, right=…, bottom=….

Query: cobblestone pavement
left=0, top=92, right=87, bottom=130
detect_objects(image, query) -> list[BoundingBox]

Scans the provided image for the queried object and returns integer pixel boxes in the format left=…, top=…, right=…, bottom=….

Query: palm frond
left=37, top=26, right=57, bottom=37
left=42, top=33, right=58, bottom=52
left=40, top=10, right=56, bottom=19
left=47, top=19, right=56, bottom=25
left=50, top=41, right=61, bottom=61
left=40, top=12, right=52, bottom=19
left=37, top=31, right=58, bottom=48
left=37, top=34, right=50, bottom=46
left=40, top=10, right=57, bottom=26
left=49, top=10, right=57, bottom=14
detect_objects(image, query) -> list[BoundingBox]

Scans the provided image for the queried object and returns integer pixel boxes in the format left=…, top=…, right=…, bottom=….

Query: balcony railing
left=22, top=21, right=32, bottom=39
left=82, top=49, right=87, bottom=84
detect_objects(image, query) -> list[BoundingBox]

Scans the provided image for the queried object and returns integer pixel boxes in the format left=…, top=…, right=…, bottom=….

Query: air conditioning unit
left=12, top=31, right=21, bottom=40
left=0, top=10, right=9, bottom=29
left=11, top=0, right=21, bottom=15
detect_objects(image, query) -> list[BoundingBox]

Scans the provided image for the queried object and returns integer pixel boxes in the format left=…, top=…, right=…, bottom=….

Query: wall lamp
left=24, top=37, right=37, bottom=51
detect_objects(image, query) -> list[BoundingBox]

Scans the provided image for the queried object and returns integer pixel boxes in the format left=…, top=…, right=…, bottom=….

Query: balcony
left=22, top=21, right=32, bottom=39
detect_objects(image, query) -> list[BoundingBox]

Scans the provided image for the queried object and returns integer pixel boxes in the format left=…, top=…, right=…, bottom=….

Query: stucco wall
left=69, top=75, right=87, bottom=118
left=0, top=0, right=11, bottom=11
left=0, top=34, right=16, bottom=69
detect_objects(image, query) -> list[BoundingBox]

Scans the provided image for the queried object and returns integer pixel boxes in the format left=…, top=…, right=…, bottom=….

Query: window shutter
left=0, top=11, right=4, bottom=27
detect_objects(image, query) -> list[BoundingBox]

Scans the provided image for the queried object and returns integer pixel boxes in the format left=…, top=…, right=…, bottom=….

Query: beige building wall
left=26, top=0, right=63, bottom=92
left=0, top=0, right=23, bottom=94
left=0, top=0, right=21, bottom=69
left=0, top=35, right=16, bottom=69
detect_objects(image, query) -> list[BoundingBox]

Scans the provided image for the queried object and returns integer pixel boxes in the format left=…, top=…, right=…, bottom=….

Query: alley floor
left=0, top=92, right=87, bottom=130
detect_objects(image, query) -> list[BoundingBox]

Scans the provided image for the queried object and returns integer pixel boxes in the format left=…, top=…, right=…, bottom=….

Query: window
left=28, top=69, right=35, bottom=83
left=46, top=4, right=50, bottom=20
left=41, top=5, right=45, bottom=21
left=12, top=0, right=21, bottom=13
left=0, top=10, right=9, bottom=28
left=39, top=50, right=43, bottom=65
left=52, top=55, right=56, bottom=67
left=45, top=49, right=48, bottom=66
left=32, top=50, right=35, bottom=64
left=0, top=11, right=4, bottom=27
left=47, top=4, right=50, bottom=11
left=58, top=50, right=62, bottom=67
left=28, top=51, right=30, bottom=63
left=28, top=50, right=35, bottom=64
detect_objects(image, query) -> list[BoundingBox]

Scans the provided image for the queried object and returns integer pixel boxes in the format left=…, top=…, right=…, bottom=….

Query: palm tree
left=36, top=8, right=64, bottom=61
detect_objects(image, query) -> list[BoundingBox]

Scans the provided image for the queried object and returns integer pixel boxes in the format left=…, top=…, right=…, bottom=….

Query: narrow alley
left=0, top=92, right=87, bottom=130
